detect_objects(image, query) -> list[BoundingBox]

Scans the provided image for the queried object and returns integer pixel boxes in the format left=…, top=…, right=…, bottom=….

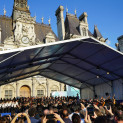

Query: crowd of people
left=0, top=95, right=122, bottom=123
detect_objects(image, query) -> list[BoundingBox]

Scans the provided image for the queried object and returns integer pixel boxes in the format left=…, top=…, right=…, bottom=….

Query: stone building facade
left=0, top=1, right=106, bottom=99
left=0, top=0, right=64, bottom=99
left=116, top=35, right=123, bottom=53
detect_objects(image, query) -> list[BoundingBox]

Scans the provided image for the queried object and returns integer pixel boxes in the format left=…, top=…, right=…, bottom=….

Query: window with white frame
left=82, top=28, right=87, bottom=36
left=37, top=90, right=44, bottom=97
left=5, top=90, right=12, bottom=99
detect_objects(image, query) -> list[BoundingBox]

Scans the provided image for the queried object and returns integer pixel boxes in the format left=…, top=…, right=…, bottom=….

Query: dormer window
left=45, top=32, right=56, bottom=43
left=83, top=28, right=86, bottom=36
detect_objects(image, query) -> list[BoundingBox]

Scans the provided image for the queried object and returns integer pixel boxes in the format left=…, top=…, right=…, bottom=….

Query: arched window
left=82, top=28, right=86, bottom=36
left=50, top=85, right=59, bottom=93
left=4, top=85, right=14, bottom=99
left=36, top=85, right=46, bottom=97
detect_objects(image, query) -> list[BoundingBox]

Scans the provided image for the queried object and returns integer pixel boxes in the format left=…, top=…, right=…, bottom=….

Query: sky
left=0, top=0, right=123, bottom=49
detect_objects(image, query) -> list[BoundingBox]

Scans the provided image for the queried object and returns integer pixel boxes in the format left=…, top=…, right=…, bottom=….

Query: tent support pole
left=80, top=88, right=82, bottom=99
left=93, top=86, right=96, bottom=99
left=111, top=81, right=114, bottom=98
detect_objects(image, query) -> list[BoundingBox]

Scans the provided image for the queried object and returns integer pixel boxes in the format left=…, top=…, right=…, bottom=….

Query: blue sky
left=0, top=0, right=123, bottom=49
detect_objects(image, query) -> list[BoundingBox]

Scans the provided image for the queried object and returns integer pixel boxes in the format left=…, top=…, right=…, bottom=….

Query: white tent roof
left=0, top=36, right=123, bottom=89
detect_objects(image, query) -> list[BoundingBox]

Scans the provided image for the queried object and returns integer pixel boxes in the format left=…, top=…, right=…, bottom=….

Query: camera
left=46, top=114, right=55, bottom=120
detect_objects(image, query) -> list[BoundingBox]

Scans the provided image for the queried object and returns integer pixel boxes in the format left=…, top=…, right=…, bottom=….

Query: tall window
left=37, top=90, right=44, bottom=97
left=21, top=3, right=24, bottom=8
left=51, top=90, right=57, bottom=93
left=83, top=28, right=86, bottom=36
left=5, top=90, right=12, bottom=99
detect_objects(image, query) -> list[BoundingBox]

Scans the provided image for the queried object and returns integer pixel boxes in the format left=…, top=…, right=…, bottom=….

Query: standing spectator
left=11, top=113, right=31, bottom=123
left=25, top=108, right=39, bottom=123
left=62, top=109, right=72, bottom=123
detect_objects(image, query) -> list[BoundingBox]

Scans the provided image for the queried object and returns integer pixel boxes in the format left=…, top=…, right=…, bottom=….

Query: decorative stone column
left=111, top=81, right=114, bottom=98
left=80, top=88, right=82, bottom=99
left=55, top=6, right=65, bottom=40
left=16, top=82, right=19, bottom=97
left=46, top=79, right=49, bottom=97
left=0, top=86, right=1, bottom=98
left=59, top=83, right=62, bottom=91
left=32, top=77, right=35, bottom=97
left=0, top=27, right=1, bottom=43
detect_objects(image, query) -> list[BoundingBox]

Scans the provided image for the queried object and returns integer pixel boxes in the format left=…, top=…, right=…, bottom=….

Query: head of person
left=28, top=107, right=36, bottom=117
left=72, top=113, right=81, bottom=123
left=80, top=110, right=86, bottom=119
left=62, top=109, right=69, bottom=118
left=0, top=116, right=8, bottom=123
left=49, top=107, right=54, bottom=114
left=114, top=110, right=123, bottom=123
left=44, top=109, right=49, bottom=116
left=73, top=105, right=80, bottom=113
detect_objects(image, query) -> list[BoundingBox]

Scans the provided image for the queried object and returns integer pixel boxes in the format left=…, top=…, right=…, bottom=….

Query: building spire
left=93, top=25, right=106, bottom=42
left=34, top=13, right=36, bottom=21
left=3, top=6, right=6, bottom=16
left=74, top=9, right=77, bottom=16
left=93, top=25, right=103, bottom=38
left=27, top=5, right=30, bottom=10
left=41, top=17, right=44, bottom=24
left=48, top=17, right=51, bottom=25
left=66, top=7, right=68, bottom=13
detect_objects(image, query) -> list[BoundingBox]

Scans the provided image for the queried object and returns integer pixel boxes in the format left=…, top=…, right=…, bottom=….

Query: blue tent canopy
left=0, top=37, right=123, bottom=89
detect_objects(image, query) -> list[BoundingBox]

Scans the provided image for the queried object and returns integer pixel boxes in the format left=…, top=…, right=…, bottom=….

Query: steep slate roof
left=34, top=23, right=58, bottom=43
left=65, top=14, right=80, bottom=35
left=93, top=25, right=103, bottom=38
left=0, top=15, right=13, bottom=44
left=88, top=30, right=93, bottom=37
left=65, top=13, right=93, bottom=37
left=0, top=15, right=58, bottom=44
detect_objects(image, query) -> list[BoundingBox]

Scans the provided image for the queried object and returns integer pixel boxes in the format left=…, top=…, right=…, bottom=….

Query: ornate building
left=0, top=0, right=64, bottom=98
left=55, top=6, right=106, bottom=42
left=0, top=1, right=106, bottom=99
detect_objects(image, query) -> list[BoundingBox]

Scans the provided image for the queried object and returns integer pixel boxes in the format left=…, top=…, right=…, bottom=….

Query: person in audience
left=72, top=113, right=81, bottom=123
left=62, top=108, right=72, bottom=123
left=25, top=107, right=39, bottom=123
left=43, top=113, right=65, bottom=123
left=0, top=96, right=122, bottom=123
left=69, top=105, right=80, bottom=120
left=11, top=113, right=31, bottom=123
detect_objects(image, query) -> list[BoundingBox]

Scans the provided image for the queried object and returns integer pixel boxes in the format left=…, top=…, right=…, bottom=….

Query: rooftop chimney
left=55, top=6, right=65, bottom=40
